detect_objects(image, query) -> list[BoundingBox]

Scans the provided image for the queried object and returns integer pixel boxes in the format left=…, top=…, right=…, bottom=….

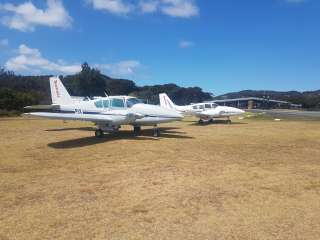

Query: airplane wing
left=25, top=112, right=115, bottom=123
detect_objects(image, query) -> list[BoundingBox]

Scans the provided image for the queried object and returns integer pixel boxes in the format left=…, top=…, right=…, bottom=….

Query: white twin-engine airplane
left=25, top=77, right=183, bottom=137
left=159, top=93, right=245, bottom=124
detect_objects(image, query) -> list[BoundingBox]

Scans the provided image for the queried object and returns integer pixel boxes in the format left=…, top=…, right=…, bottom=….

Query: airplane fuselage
left=175, top=103, right=244, bottom=119
left=159, top=93, right=245, bottom=121
left=55, top=96, right=182, bottom=126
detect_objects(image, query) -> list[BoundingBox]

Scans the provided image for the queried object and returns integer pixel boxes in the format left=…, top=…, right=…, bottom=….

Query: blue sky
left=0, top=0, right=319, bottom=95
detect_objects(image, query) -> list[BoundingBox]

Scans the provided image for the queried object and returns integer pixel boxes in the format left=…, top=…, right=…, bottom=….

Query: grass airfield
left=1, top=116, right=320, bottom=240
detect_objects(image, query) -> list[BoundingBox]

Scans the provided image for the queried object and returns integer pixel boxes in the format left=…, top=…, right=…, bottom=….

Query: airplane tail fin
left=49, top=76, right=73, bottom=105
left=159, top=93, right=176, bottom=110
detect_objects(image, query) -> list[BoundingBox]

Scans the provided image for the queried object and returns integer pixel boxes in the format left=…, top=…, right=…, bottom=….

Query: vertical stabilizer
left=159, top=93, right=176, bottom=110
left=49, top=76, right=73, bottom=105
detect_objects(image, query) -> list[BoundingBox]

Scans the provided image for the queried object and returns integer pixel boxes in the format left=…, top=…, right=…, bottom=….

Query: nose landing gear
left=227, top=117, right=232, bottom=124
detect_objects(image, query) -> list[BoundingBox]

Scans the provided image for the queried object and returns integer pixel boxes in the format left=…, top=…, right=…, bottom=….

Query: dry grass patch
left=0, top=116, right=320, bottom=239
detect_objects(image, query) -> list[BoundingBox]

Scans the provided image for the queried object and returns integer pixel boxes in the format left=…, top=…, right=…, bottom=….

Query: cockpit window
left=94, top=100, right=103, bottom=108
left=103, top=100, right=109, bottom=108
left=126, top=98, right=142, bottom=108
left=205, top=104, right=211, bottom=109
left=111, top=98, right=125, bottom=108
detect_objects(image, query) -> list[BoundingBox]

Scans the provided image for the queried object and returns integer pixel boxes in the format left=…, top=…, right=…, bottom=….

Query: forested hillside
left=0, top=63, right=213, bottom=115
left=1, top=62, right=319, bottom=115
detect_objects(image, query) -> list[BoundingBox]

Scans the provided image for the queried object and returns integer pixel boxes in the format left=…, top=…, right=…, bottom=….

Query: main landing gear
left=153, top=125, right=160, bottom=137
left=133, top=126, right=141, bottom=136
left=94, top=124, right=120, bottom=138
left=94, top=126, right=161, bottom=138
left=135, top=125, right=160, bottom=137
left=95, top=129, right=104, bottom=138
left=198, top=118, right=231, bottom=125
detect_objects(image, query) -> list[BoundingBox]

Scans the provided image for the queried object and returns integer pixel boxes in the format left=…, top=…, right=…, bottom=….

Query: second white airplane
left=159, top=93, right=244, bottom=124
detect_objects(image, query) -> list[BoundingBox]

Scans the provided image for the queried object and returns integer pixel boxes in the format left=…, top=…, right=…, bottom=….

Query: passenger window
left=212, top=104, right=218, bottom=109
left=94, top=100, right=103, bottom=108
left=103, top=100, right=109, bottom=108
left=192, top=106, right=198, bottom=110
left=111, top=98, right=125, bottom=108
left=205, top=104, right=211, bottom=109
left=199, top=105, right=205, bottom=110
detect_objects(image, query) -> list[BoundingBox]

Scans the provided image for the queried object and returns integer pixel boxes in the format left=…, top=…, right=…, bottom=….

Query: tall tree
left=63, top=62, right=107, bottom=97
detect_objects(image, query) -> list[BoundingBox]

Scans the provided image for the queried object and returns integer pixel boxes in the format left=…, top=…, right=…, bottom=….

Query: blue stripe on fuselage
left=55, top=110, right=178, bottom=119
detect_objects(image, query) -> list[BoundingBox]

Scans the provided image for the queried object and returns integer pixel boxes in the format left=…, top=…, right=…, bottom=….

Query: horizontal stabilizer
left=24, top=104, right=60, bottom=110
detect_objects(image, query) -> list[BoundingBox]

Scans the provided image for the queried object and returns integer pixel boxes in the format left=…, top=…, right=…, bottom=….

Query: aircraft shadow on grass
left=46, top=127, right=96, bottom=132
left=47, top=127, right=193, bottom=149
left=189, top=120, right=248, bottom=126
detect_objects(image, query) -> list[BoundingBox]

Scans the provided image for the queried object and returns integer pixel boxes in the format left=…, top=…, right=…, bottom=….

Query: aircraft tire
left=153, top=128, right=160, bottom=137
left=95, top=129, right=104, bottom=138
left=133, top=126, right=141, bottom=136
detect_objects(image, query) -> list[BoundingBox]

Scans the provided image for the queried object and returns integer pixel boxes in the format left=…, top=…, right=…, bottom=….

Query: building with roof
left=210, top=97, right=302, bottom=110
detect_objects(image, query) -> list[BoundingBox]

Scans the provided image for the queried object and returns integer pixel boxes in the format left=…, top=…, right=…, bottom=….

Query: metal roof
left=209, top=97, right=290, bottom=104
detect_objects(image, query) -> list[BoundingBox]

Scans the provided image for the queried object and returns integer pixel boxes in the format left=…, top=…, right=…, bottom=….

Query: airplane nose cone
left=230, top=107, right=244, bottom=114
left=227, top=107, right=245, bottom=115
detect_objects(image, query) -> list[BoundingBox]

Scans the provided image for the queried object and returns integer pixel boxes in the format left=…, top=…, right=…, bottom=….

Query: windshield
left=126, top=98, right=142, bottom=108
left=211, top=103, right=218, bottom=108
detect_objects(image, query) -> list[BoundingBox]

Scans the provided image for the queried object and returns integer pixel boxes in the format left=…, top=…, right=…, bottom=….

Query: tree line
left=1, top=62, right=319, bottom=116
left=0, top=63, right=213, bottom=115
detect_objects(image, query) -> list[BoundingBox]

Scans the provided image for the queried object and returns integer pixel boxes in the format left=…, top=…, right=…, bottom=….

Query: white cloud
left=96, top=60, right=142, bottom=77
left=5, top=44, right=142, bottom=77
left=161, top=0, right=198, bottom=18
left=139, top=0, right=159, bottom=13
left=87, top=0, right=199, bottom=18
left=5, top=44, right=81, bottom=74
left=0, top=0, right=72, bottom=32
left=86, top=0, right=133, bottom=15
left=0, top=38, right=9, bottom=47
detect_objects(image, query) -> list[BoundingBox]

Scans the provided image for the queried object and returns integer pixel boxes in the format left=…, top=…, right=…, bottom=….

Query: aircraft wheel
left=198, top=119, right=204, bottom=124
left=209, top=119, right=214, bottom=123
left=153, top=128, right=160, bottom=137
left=133, top=126, right=141, bottom=136
left=95, top=129, right=104, bottom=138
